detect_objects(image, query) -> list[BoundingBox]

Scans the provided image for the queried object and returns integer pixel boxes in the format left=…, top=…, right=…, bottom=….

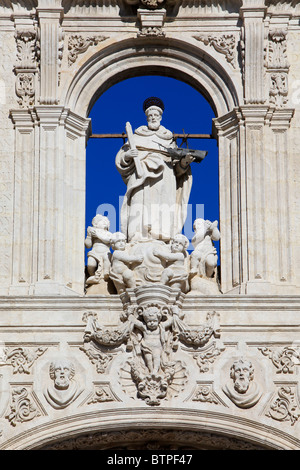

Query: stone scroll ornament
left=82, top=285, right=220, bottom=406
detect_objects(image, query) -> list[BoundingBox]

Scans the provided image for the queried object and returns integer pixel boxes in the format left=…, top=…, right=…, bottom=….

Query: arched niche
left=12, top=35, right=289, bottom=295
left=59, top=37, right=244, bottom=295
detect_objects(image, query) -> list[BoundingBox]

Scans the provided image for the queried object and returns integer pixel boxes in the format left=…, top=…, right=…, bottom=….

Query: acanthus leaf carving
left=267, top=29, right=290, bottom=109
left=67, top=34, right=108, bottom=67
left=193, top=34, right=238, bottom=69
left=15, top=73, right=35, bottom=108
left=5, top=386, right=41, bottom=427
left=14, top=29, right=38, bottom=69
left=14, top=29, right=39, bottom=108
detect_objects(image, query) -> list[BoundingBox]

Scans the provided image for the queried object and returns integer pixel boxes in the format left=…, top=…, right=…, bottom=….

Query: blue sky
left=86, top=75, right=219, bottom=255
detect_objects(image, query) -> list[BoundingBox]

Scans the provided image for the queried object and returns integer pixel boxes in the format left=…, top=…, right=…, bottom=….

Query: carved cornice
left=0, top=0, right=298, bottom=14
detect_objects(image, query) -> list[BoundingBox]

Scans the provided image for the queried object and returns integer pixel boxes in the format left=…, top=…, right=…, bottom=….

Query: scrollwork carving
left=259, top=346, right=300, bottom=374
left=15, top=73, right=35, bottom=108
left=3, top=346, right=47, bottom=374
left=86, top=384, right=116, bottom=404
left=80, top=342, right=113, bottom=374
left=193, top=34, right=237, bottom=68
left=266, top=386, right=300, bottom=426
left=191, top=385, right=219, bottom=404
left=41, top=428, right=264, bottom=451
left=138, top=26, right=165, bottom=37
left=193, top=341, right=225, bottom=373
left=5, top=386, right=41, bottom=427
left=68, top=34, right=108, bottom=67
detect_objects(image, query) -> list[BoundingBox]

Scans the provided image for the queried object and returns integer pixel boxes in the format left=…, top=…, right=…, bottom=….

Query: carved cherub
left=190, top=218, right=220, bottom=279
left=129, top=304, right=176, bottom=374
left=85, top=214, right=112, bottom=285
left=109, top=232, right=143, bottom=293
left=153, top=234, right=189, bottom=292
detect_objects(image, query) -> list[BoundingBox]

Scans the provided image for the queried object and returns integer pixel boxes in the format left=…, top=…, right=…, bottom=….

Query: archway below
left=37, top=428, right=271, bottom=451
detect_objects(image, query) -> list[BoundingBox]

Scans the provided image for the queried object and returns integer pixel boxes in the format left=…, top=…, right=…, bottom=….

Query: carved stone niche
left=82, top=284, right=220, bottom=406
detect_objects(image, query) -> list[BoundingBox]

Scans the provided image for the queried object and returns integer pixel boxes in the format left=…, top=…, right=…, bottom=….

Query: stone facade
left=0, top=0, right=299, bottom=450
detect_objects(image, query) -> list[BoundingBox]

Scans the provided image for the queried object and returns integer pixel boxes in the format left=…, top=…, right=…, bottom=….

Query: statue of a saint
left=116, top=97, right=205, bottom=243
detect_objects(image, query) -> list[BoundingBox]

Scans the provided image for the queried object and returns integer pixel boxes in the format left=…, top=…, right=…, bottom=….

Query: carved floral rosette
left=82, top=285, right=220, bottom=406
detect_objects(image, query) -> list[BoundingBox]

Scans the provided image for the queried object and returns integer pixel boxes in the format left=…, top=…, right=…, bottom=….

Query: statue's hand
left=125, top=148, right=138, bottom=162
left=180, top=154, right=195, bottom=168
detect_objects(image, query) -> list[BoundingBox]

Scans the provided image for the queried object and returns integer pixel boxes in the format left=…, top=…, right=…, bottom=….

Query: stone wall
left=0, top=0, right=299, bottom=451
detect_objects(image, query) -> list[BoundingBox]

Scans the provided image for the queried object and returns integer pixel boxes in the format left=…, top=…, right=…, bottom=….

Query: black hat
left=143, top=97, right=165, bottom=113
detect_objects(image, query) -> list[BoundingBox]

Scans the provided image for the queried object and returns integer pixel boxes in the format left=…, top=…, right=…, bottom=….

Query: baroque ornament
left=193, top=341, right=225, bottom=373
left=193, top=34, right=237, bottom=68
left=15, top=73, right=35, bottom=107
left=124, top=0, right=166, bottom=8
left=267, top=29, right=290, bottom=108
left=3, top=346, right=47, bottom=374
left=14, top=29, right=38, bottom=108
left=82, top=285, right=220, bottom=406
left=6, top=386, right=41, bottom=427
left=41, top=428, right=265, bottom=451
left=266, top=386, right=300, bottom=426
left=68, top=34, right=108, bottom=67
left=191, top=384, right=219, bottom=405
left=259, top=346, right=300, bottom=374
left=86, top=384, right=116, bottom=404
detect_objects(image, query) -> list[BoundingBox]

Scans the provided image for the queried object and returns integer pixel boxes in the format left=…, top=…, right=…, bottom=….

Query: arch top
left=63, top=36, right=243, bottom=119
left=2, top=407, right=298, bottom=450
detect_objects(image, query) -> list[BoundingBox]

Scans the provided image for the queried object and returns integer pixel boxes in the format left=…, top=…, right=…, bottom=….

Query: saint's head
left=143, top=97, right=164, bottom=131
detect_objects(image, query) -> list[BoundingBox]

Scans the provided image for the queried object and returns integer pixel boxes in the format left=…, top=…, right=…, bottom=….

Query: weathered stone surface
left=0, top=0, right=299, bottom=452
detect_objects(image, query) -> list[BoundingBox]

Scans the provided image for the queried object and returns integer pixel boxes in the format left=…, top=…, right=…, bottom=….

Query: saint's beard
left=148, top=121, right=160, bottom=131
left=234, top=377, right=250, bottom=394
left=54, top=377, right=70, bottom=390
